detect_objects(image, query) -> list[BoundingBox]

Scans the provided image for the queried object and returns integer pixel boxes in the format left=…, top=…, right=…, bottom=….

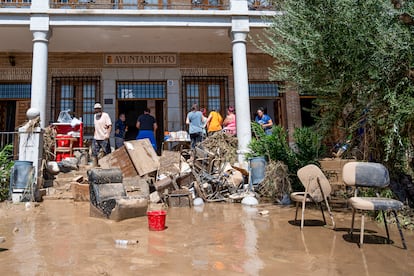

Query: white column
left=231, top=16, right=252, bottom=165
left=30, top=30, right=49, bottom=128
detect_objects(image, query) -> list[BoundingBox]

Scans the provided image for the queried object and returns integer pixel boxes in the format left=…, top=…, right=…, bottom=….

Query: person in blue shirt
left=186, top=103, right=204, bottom=149
left=255, top=107, right=273, bottom=135
left=114, top=113, right=128, bottom=149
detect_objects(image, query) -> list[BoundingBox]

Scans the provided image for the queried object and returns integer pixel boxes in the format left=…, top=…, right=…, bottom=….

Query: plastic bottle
left=115, top=239, right=139, bottom=246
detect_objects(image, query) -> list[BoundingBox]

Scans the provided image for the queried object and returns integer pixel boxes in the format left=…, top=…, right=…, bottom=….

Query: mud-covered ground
left=0, top=200, right=413, bottom=275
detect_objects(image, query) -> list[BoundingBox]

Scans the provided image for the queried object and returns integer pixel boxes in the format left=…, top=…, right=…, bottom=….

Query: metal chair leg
left=319, top=204, right=327, bottom=225
left=294, top=201, right=299, bottom=222
left=350, top=208, right=356, bottom=237
left=301, top=200, right=306, bottom=230
left=360, top=213, right=365, bottom=247
left=382, top=210, right=391, bottom=244
left=324, top=196, right=336, bottom=229
left=392, top=210, right=407, bottom=249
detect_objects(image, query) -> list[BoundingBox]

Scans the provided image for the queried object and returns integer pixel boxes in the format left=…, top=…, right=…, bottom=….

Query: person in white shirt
left=92, top=103, right=112, bottom=160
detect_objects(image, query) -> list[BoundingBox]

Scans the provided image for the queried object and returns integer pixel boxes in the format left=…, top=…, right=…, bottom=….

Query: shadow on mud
left=288, top=219, right=326, bottom=227
left=334, top=227, right=396, bottom=246
left=342, top=233, right=395, bottom=246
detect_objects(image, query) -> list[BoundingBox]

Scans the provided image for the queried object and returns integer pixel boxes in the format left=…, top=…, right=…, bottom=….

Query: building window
left=117, top=81, right=166, bottom=99
left=0, top=82, right=31, bottom=133
left=249, top=82, right=279, bottom=98
left=192, top=0, right=223, bottom=9
left=51, top=77, right=101, bottom=136
left=182, top=76, right=227, bottom=121
left=0, top=83, right=31, bottom=99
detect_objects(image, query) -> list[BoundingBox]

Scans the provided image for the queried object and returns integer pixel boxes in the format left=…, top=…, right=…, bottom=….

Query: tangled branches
left=257, top=160, right=292, bottom=203
left=199, top=131, right=238, bottom=164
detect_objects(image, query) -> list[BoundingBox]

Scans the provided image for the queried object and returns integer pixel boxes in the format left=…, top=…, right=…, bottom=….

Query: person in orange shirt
left=206, top=108, right=223, bottom=136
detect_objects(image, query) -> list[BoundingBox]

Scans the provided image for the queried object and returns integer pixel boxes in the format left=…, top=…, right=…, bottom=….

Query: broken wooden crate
left=98, top=139, right=160, bottom=177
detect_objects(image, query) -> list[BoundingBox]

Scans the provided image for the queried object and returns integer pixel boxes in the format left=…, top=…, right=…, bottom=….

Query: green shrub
left=247, top=124, right=327, bottom=192
left=248, top=123, right=297, bottom=168
left=0, top=144, right=14, bottom=201
left=293, top=127, right=326, bottom=168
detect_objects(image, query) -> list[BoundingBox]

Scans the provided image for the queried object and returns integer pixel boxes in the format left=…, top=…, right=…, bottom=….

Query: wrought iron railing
left=0, top=0, right=277, bottom=11
left=48, top=0, right=231, bottom=10
left=0, top=0, right=31, bottom=8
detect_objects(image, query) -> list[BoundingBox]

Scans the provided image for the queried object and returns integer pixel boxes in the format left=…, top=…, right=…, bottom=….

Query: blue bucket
left=11, top=160, right=34, bottom=189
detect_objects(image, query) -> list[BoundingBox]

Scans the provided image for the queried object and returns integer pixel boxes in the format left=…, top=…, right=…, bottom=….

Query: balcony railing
left=0, top=0, right=277, bottom=12
left=49, top=0, right=231, bottom=10
left=0, top=0, right=31, bottom=8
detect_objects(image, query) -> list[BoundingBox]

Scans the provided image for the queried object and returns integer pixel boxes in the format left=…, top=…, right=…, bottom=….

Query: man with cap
left=92, top=103, right=112, bottom=164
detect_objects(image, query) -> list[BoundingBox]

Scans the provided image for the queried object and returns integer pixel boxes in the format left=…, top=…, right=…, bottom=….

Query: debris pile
left=198, top=131, right=238, bottom=164
left=46, top=132, right=287, bottom=215
left=257, top=160, right=292, bottom=204
left=189, top=146, right=244, bottom=202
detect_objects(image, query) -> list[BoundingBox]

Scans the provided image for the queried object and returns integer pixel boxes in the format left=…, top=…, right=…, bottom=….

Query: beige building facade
left=0, top=0, right=305, bottom=157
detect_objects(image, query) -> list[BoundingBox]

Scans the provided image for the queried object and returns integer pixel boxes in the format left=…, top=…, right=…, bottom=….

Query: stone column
left=30, top=10, right=50, bottom=128
left=231, top=16, right=252, bottom=165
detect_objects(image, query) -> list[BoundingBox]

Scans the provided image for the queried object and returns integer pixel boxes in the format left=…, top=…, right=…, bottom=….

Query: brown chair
left=291, top=164, right=335, bottom=230
left=343, top=162, right=407, bottom=249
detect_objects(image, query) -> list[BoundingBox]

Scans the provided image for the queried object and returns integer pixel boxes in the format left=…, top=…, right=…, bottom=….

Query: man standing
left=136, top=107, right=158, bottom=151
left=92, top=103, right=112, bottom=164
left=114, top=113, right=127, bottom=149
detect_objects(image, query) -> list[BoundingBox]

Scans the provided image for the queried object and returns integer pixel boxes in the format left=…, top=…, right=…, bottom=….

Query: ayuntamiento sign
left=105, top=54, right=177, bottom=66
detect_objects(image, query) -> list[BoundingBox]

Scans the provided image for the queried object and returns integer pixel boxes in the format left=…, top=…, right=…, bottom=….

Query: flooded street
left=0, top=200, right=413, bottom=275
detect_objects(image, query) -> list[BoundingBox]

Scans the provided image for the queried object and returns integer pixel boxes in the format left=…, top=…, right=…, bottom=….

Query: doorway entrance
left=117, top=100, right=147, bottom=141
left=117, top=100, right=164, bottom=154
left=250, top=97, right=285, bottom=128
left=0, top=100, right=16, bottom=131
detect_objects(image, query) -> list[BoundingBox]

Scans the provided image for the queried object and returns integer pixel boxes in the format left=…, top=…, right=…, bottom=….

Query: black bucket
left=11, top=160, right=34, bottom=189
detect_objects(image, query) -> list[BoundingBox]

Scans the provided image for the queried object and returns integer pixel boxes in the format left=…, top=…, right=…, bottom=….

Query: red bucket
left=147, top=210, right=167, bottom=231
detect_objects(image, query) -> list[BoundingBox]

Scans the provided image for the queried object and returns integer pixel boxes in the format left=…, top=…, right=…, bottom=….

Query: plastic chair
left=343, top=162, right=407, bottom=249
left=290, top=164, right=335, bottom=230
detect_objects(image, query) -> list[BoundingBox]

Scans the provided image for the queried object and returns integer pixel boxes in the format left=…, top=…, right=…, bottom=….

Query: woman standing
left=206, top=108, right=223, bottom=135
left=255, top=107, right=273, bottom=135
left=222, top=106, right=236, bottom=136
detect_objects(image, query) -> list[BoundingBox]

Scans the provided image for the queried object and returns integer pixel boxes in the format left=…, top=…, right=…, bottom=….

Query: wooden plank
left=98, top=146, right=138, bottom=178
left=319, top=158, right=355, bottom=186
left=124, top=139, right=160, bottom=176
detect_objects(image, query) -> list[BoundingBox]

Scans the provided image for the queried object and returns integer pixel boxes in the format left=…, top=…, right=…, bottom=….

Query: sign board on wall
left=104, top=54, right=177, bottom=66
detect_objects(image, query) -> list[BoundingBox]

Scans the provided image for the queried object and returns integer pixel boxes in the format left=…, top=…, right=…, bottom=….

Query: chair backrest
left=297, top=164, right=331, bottom=202
left=342, top=162, right=389, bottom=188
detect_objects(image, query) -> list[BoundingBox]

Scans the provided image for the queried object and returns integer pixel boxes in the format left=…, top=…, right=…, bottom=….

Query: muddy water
left=0, top=200, right=413, bottom=275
